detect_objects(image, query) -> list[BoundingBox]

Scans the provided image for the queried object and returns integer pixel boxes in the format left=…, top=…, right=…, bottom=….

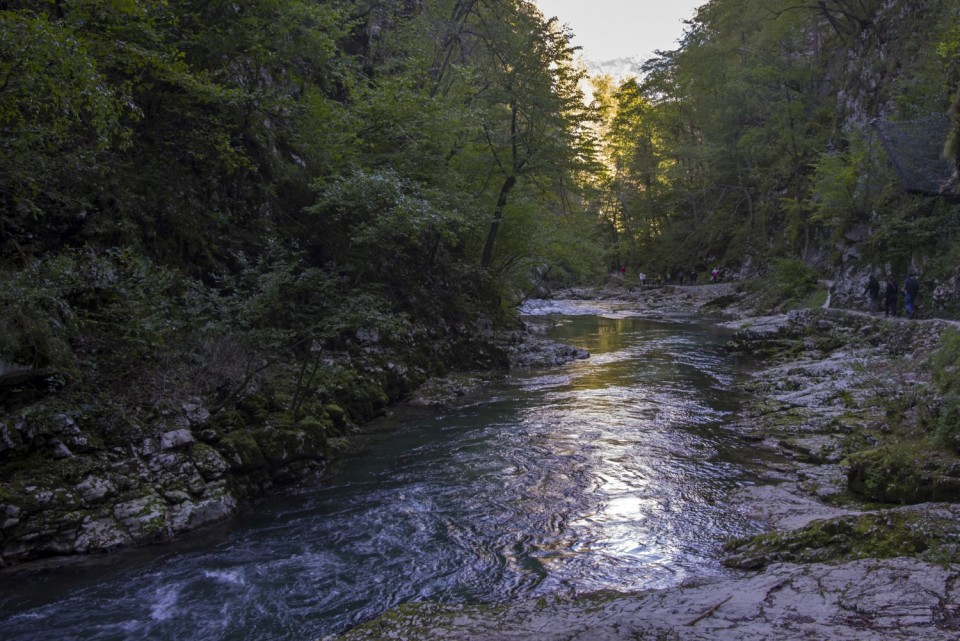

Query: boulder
left=160, top=429, right=195, bottom=450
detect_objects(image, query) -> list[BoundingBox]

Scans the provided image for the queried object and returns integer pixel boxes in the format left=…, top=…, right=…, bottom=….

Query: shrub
left=933, top=328, right=960, bottom=395
left=746, top=258, right=820, bottom=312
left=935, top=393, right=960, bottom=453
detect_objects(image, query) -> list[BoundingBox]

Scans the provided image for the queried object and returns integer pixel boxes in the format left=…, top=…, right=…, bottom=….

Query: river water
left=0, top=304, right=772, bottom=641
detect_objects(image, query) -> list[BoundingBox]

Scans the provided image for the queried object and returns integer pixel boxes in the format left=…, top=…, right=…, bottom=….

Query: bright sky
left=533, top=0, right=704, bottom=62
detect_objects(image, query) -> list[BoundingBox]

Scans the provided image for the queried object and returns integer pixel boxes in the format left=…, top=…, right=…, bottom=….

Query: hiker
left=903, top=274, right=920, bottom=319
left=638, top=271, right=647, bottom=287
left=864, top=274, right=881, bottom=313
left=884, top=276, right=899, bottom=317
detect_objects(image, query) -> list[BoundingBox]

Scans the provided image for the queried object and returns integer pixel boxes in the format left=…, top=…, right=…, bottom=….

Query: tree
left=471, top=3, right=595, bottom=271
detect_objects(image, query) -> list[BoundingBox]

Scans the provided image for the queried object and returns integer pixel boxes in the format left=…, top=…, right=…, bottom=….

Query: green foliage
left=0, top=261, right=77, bottom=372
left=0, top=10, right=130, bottom=245
left=748, top=258, right=820, bottom=312
left=0, top=249, right=223, bottom=371
left=935, top=392, right=960, bottom=452
left=933, top=328, right=960, bottom=395
left=594, top=0, right=960, bottom=280
left=806, top=135, right=879, bottom=234
left=307, top=169, right=465, bottom=293
left=930, top=329, right=960, bottom=452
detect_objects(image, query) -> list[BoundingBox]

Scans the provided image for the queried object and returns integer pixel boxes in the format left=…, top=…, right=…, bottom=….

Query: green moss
left=218, top=431, right=266, bottom=472
left=238, top=395, right=270, bottom=422
left=802, top=285, right=829, bottom=309
left=724, top=509, right=960, bottom=569
left=298, top=417, right=330, bottom=433
left=933, top=328, right=960, bottom=395
left=325, top=403, right=346, bottom=425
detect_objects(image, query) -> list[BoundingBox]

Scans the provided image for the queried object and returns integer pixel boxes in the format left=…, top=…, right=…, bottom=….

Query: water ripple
left=0, top=315, right=769, bottom=641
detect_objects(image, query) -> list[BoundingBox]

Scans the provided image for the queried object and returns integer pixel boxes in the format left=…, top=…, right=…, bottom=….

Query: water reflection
left=0, top=314, right=768, bottom=641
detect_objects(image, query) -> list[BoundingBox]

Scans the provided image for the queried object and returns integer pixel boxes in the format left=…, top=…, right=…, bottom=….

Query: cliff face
left=822, top=0, right=960, bottom=314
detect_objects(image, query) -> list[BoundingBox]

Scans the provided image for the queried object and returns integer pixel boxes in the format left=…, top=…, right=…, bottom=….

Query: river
left=0, top=304, right=773, bottom=641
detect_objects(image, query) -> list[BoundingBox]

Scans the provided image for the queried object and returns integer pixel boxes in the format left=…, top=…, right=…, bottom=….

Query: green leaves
left=307, top=169, right=465, bottom=293
left=0, top=11, right=129, bottom=225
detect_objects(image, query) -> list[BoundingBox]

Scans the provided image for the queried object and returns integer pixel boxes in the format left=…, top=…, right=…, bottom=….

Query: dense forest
left=3, top=0, right=960, bottom=564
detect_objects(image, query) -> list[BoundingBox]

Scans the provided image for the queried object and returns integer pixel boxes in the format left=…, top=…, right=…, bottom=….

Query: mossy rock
left=237, top=394, right=271, bottom=421
left=325, top=403, right=347, bottom=428
left=253, top=427, right=326, bottom=467
left=298, top=416, right=331, bottom=434
left=342, top=382, right=390, bottom=422
left=213, top=410, right=245, bottom=433
left=217, top=431, right=267, bottom=472
left=724, top=506, right=960, bottom=569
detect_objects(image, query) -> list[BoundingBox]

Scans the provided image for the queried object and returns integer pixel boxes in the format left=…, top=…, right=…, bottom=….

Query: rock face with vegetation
left=0, top=0, right=599, bottom=567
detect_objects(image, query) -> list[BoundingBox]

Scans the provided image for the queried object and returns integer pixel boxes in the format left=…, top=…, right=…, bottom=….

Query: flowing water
left=0, top=304, right=773, bottom=641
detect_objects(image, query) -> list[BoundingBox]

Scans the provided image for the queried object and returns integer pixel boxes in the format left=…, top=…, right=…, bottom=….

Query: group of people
left=865, top=273, right=921, bottom=318
left=635, top=268, right=700, bottom=287
left=615, top=264, right=729, bottom=287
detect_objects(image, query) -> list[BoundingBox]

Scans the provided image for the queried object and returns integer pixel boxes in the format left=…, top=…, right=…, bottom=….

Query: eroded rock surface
left=332, top=559, right=960, bottom=641
left=331, top=304, right=960, bottom=641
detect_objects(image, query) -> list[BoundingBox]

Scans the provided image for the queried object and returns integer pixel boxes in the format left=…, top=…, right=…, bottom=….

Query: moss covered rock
left=724, top=504, right=960, bottom=569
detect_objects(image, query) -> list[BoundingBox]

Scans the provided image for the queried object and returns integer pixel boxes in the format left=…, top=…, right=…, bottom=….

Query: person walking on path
left=904, top=274, right=920, bottom=319
left=865, top=274, right=881, bottom=314
left=884, top=276, right=899, bottom=317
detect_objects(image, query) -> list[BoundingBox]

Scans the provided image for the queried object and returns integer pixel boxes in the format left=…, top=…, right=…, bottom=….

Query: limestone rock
left=76, top=475, right=117, bottom=505
left=167, top=493, right=237, bottom=534
left=74, top=518, right=131, bottom=553
left=113, top=495, right=166, bottom=540
left=182, top=400, right=210, bottom=426
left=160, top=428, right=195, bottom=450
left=331, top=559, right=960, bottom=641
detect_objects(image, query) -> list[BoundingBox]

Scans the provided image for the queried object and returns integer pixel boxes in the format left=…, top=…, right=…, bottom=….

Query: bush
left=935, top=393, right=960, bottom=453
left=933, top=328, right=960, bottom=395
left=746, top=258, right=820, bottom=312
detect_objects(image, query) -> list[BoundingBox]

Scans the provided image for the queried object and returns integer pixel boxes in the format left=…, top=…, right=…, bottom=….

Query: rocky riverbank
left=329, top=287, right=960, bottom=640
left=0, top=311, right=594, bottom=571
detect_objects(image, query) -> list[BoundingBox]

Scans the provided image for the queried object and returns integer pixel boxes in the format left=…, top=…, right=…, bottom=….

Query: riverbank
left=0, top=303, right=597, bottom=571
left=330, top=286, right=960, bottom=640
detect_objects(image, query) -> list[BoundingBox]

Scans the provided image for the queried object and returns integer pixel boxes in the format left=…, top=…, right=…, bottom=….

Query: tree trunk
left=480, top=174, right=517, bottom=269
